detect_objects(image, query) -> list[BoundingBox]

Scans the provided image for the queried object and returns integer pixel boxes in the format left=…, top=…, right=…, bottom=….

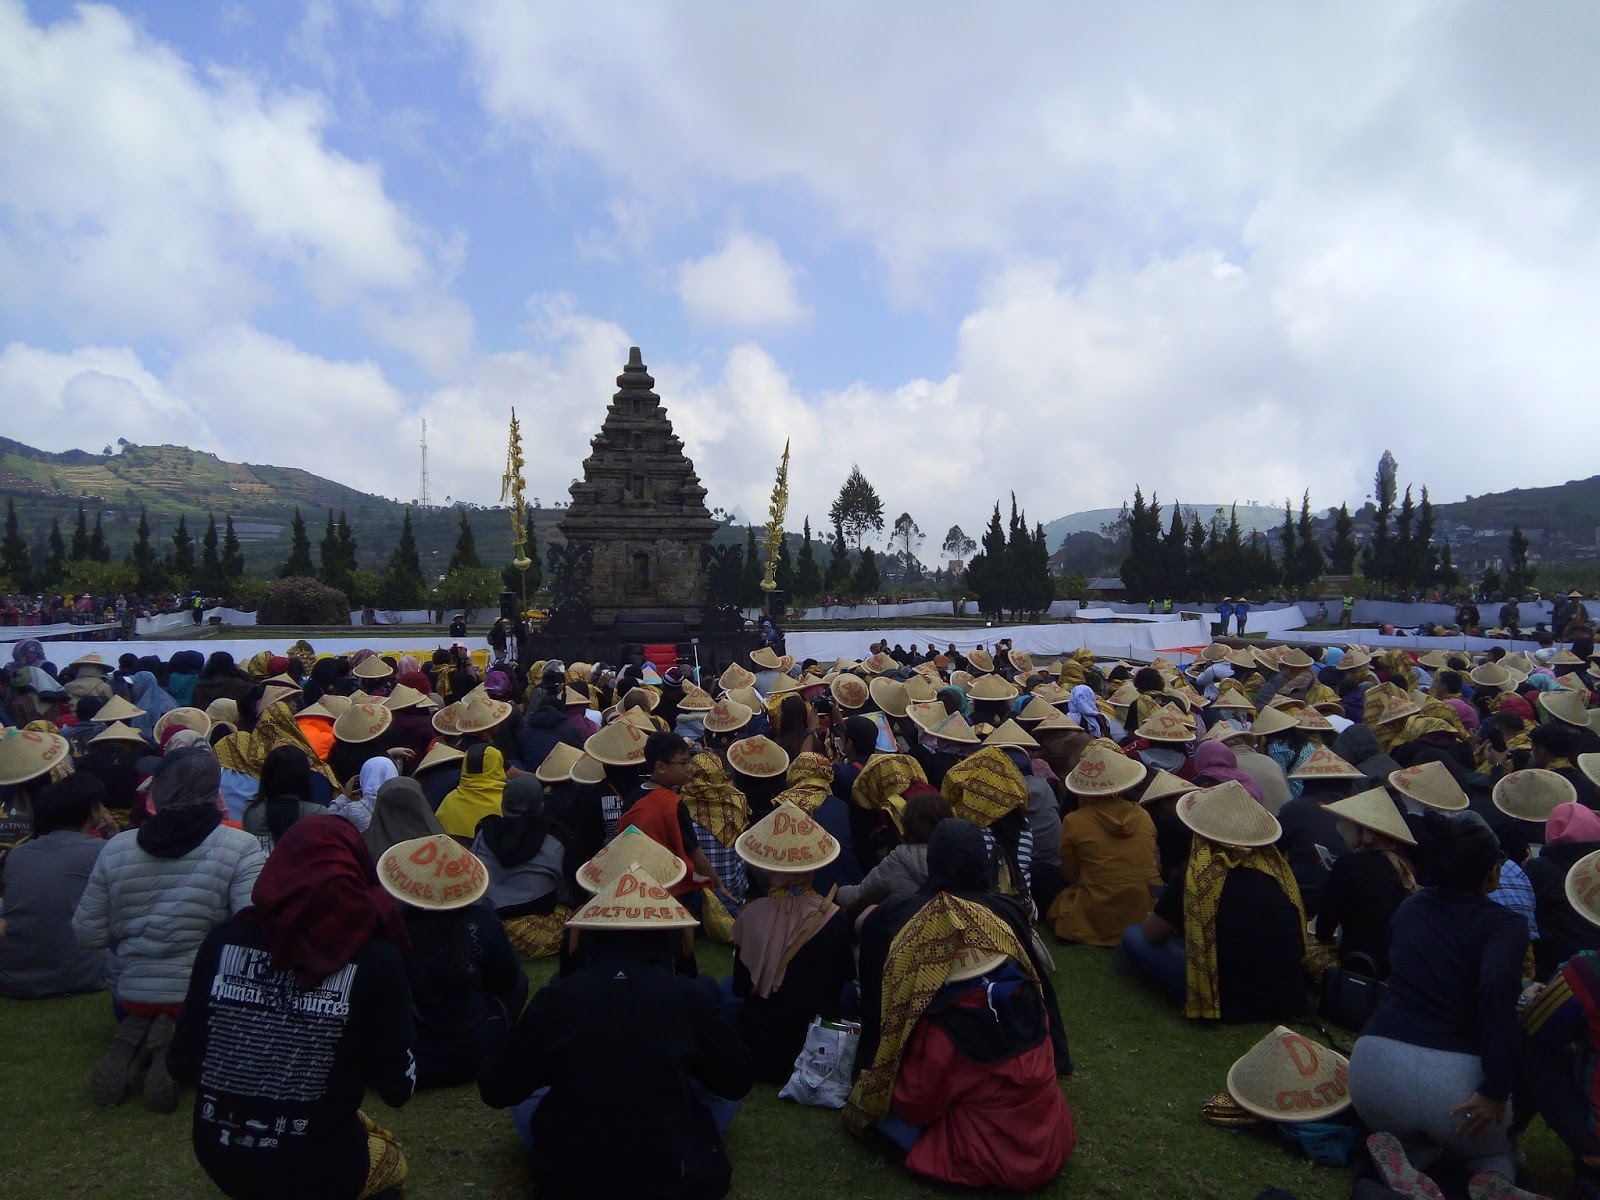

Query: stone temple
left=558, top=348, right=719, bottom=619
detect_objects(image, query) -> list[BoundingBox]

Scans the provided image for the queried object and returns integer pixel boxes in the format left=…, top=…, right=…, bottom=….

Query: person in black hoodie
left=514, top=691, right=582, bottom=772
left=1526, top=802, right=1600, bottom=977
left=479, top=870, right=753, bottom=1200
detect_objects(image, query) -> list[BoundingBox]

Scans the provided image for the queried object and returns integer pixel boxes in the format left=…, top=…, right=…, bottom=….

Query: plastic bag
left=778, top=1017, right=861, bottom=1109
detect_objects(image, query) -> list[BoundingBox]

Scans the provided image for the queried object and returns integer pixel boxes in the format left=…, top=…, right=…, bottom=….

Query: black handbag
left=1318, top=952, right=1389, bottom=1032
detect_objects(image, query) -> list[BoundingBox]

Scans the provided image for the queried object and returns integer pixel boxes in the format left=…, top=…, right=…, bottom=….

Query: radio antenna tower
left=418, top=418, right=431, bottom=508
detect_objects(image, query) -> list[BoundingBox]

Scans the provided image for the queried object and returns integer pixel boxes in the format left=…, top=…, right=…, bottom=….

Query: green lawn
left=0, top=943, right=1577, bottom=1199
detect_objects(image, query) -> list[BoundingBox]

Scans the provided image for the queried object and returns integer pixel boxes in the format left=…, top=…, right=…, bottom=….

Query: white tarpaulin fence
left=12, top=634, right=492, bottom=662
left=784, top=616, right=1213, bottom=667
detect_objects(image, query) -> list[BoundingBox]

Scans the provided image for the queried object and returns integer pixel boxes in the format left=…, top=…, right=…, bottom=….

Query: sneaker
left=1366, top=1132, right=1448, bottom=1200
left=90, top=1013, right=153, bottom=1107
left=1467, top=1172, right=1553, bottom=1200
left=141, top=1014, right=179, bottom=1113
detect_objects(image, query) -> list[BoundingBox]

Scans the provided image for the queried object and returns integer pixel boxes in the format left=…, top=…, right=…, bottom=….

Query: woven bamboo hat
left=383, top=684, right=429, bottom=712
left=1108, top=682, right=1140, bottom=708
left=870, top=677, right=910, bottom=718
left=88, top=721, right=147, bottom=747
left=726, top=686, right=763, bottom=714
left=68, top=650, right=111, bottom=671
left=1140, top=769, right=1197, bottom=806
left=1368, top=691, right=1422, bottom=726
left=751, top=646, right=783, bottom=670
left=862, top=651, right=902, bottom=675
left=718, top=663, right=756, bottom=692
left=567, top=864, right=698, bottom=930
left=766, top=673, right=805, bottom=699
left=904, top=674, right=940, bottom=703
left=927, top=711, right=980, bottom=744
left=572, top=753, right=606, bottom=786
left=950, top=669, right=976, bottom=691
left=1007, top=648, right=1034, bottom=674
left=908, top=699, right=947, bottom=731
left=727, top=734, right=790, bottom=779
left=1387, top=760, right=1469, bottom=811
left=735, top=801, right=841, bottom=871
left=154, top=707, right=211, bottom=742
left=297, top=699, right=338, bottom=722
left=676, top=683, right=714, bottom=712
left=1279, top=648, right=1315, bottom=670
left=95, top=695, right=146, bottom=723
left=202, top=697, right=240, bottom=728
left=560, top=685, right=590, bottom=709
left=621, top=686, right=660, bottom=713
left=1295, top=707, right=1335, bottom=735
left=1493, top=768, right=1577, bottom=824
left=1226, top=1026, right=1352, bottom=1123
left=619, top=707, right=657, bottom=733
left=1135, top=708, right=1195, bottom=744
left=1553, top=648, right=1586, bottom=666
left=1539, top=689, right=1593, bottom=729
left=1579, top=753, right=1600, bottom=792
left=966, top=648, right=996, bottom=674
left=1416, top=650, right=1450, bottom=670
left=1017, top=695, right=1059, bottom=723
left=378, top=835, right=488, bottom=910
left=1558, top=673, right=1589, bottom=694
left=983, top=719, right=1040, bottom=751
left=416, top=742, right=465, bottom=774
left=1248, top=706, right=1297, bottom=738
left=535, top=743, right=583, bottom=783
left=1202, top=721, right=1255, bottom=745
left=968, top=674, right=1020, bottom=703
left=454, top=687, right=513, bottom=735
left=1211, top=683, right=1255, bottom=711
left=431, top=701, right=462, bottom=736
left=1324, top=786, right=1416, bottom=845
left=1564, top=849, right=1600, bottom=929
left=333, top=701, right=392, bottom=745
left=1226, top=647, right=1259, bottom=670
left=584, top=719, right=648, bottom=767
left=1177, top=780, right=1282, bottom=848
left=577, top=826, right=687, bottom=893
left=352, top=656, right=395, bottom=680
left=1065, top=738, right=1146, bottom=796
left=0, top=726, right=70, bottom=786
left=1034, top=709, right=1080, bottom=733
left=1288, top=746, right=1365, bottom=781
left=703, top=697, right=754, bottom=734
left=830, top=675, right=869, bottom=711
left=947, top=947, right=1010, bottom=983
left=1030, top=681, right=1071, bottom=706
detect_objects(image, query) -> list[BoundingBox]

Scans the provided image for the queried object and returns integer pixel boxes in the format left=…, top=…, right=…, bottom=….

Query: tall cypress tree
left=199, top=513, right=222, bottom=591
left=337, top=511, right=357, bottom=576
left=795, top=518, right=822, bottom=603
left=382, top=508, right=427, bottom=607
left=127, top=507, right=157, bottom=586
left=171, top=515, right=196, bottom=577
left=1294, top=492, right=1324, bottom=589
left=319, top=509, right=341, bottom=585
left=822, top=526, right=851, bottom=597
left=964, top=503, right=1010, bottom=617
left=449, top=510, right=481, bottom=571
left=1, top=499, right=29, bottom=589
left=88, top=512, right=110, bottom=562
left=278, top=508, right=315, bottom=578
left=221, top=516, right=245, bottom=582
left=45, top=517, right=66, bottom=584
left=70, top=503, right=90, bottom=561
left=1328, top=503, right=1357, bottom=575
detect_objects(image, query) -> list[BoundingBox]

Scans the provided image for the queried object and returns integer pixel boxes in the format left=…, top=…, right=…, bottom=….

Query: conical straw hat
left=454, top=687, right=513, bottom=734
left=1202, top=721, right=1254, bottom=745
left=1368, top=691, right=1422, bottom=726
left=869, top=677, right=909, bottom=718
left=1387, top=760, right=1469, bottom=812
left=676, top=684, right=714, bottom=712
left=88, top=721, right=147, bottom=747
left=416, top=742, right=465, bottom=774
left=334, top=701, right=393, bottom=744
left=1268, top=695, right=1305, bottom=714
left=1177, top=780, right=1282, bottom=847
left=577, top=826, right=687, bottom=893
left=830, top=675, right=869, bottom=711
left=1108, top=682, right=1140, bottom=708
left=566, top=864, right=699, bottom=930
left=95, top=695, right=146, bottom=723
left=751, top=646, right=783, bottom=670
left=1539, top=689, right=1593, bottom=729
left=703, top=697, right=754, bottom=734
left=1030, top=681, right=1070, bottom=705
left=735, top=801, right=841, bottom=871
left=1210, top=683, right=1255, bottom=711
left=727, top=734, right=790, bottom=779
left=0, top=726, right=70, bottom=786
left=1288, top=746, right=1365, bottom=781
left=572, top=754, right=606, bottom=786
left=1226, top=647, right=1259, bottom=670
left=968, top=674, right=1019, bottom=703
left=68, top=650, right=111, bottom=671
left=1416, top=650, right=1450, bottom=670
left=1324, top=787, right=1416, bottom=845
left=727, top=686, right=763, bottom=713
left=619, top=708, right=657, bottom=732
left=718, top=663, right=756, bottom=692
left=862, top=651, right=902, bottom=675
left=1135, top=708, right=1194, bottom=744
left=1580, top=753, right=1600, bottom=792
left=904, top=674, right=940, bottom=703
left=297, top=699, right=338, bottom=722
left=562, top=685, right=592, bottom=708
left=431, top=701, right=462, bottom=736
left=1139, top=769, right=1197, bottom=806
left=983, top=719, right=1040, bottom=751
left=377, top=835, right=488, bottom=910
left=383, top=684, right=429, bottom=712
left=763, top=675, right=805, bottom=699
left=352, top=655, right=395, bottom=680
left=1018, top=695, right=1059, bottom=723
left=950, top=670, right=976, bottom=691
left=1065, top=738, right=1146, bottom=796
left=1558, top=673, right=1589, bottom=694
left=929, top=711, right=980, bottom=745
left=1493, top=769, right=1577, bottom=824
left=584, top=719, right=648, bottom=767
left=1564, top=849, right=1600, bottom=929
left=1159, top=701, right=1197, bottom=728
left=908, top=699, right=947, bottom=731
left=621, top=686, right=660, bottom=713
left=1248, top=706, right=1297, bottom=738
left=1279, top=648, right=1314, bottom=670
left=154, top=707, right=211, bottom=742
left=535, top=743, right=584, bottom=783
left=204, top=697, right=241, bottom=726
left=1553, top=648, right=1586, bottom=666
left=1295, top=707, right=1335, bottom=735
left=1226, top=1026, right=1352, bottom=1123
left=966, top=648, right=995, bottom=674
left=1034, top=709, right=1080, bottom=732
left=1005, top=648, right=1033, bottom=674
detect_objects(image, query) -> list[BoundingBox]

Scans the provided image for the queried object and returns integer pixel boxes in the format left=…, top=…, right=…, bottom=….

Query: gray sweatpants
left=1348, top=1035, right=1515, bottom=1180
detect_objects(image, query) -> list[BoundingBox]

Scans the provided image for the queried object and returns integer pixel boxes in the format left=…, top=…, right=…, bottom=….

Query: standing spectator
left=1216, top=598, right=1234, bottom=635
left=1234, top=598, right=1251, bottom=637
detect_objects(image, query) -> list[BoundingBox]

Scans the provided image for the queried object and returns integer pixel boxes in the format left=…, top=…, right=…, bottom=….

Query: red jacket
left=891, top=986, right=1074, bottom=1190
left=618, top=786, right=698, bottom=897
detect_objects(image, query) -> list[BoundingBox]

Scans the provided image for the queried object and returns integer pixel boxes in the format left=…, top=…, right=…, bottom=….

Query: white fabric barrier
left=349, top=610, right=437, bottom=626
left=785, top=616, right=1212, bottom=667
left=27, top=634, right=492, bottom=662
left=1272, top=629, right=1548, bottom=654
left=0, top=621, right=121, bottom=641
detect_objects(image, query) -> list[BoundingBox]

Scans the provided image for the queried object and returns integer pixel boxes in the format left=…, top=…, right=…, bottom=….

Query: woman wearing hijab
left=1314, top=788, right=1418, bottom=978
left=1067, top=684, right=1111, bottom=740
left=364, top=777, right=445, bottom=860
left=471, top=777, right=580, bottom=959
left=241, top=745, right=327, bottom=853
left=191, top=652, right=254, bottom=715
left=437, top=744, right=508, bottom=841
left=163, top=651, right=204, bottom=708
left=1525, top=802, right=1600, bottom=977
left=330, top=758, right=397, bottom=833
left=768, top=750, right=860, bottom=895
left=214, top=700, right=338, bottom=820
left=1190, top=740, right=1267, bottom=805
left=1048, top=740, right=1159, bottom=947
left=167, top=817, right=416, bottom=1200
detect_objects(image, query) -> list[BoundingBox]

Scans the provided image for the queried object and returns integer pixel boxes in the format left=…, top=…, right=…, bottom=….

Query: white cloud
left=676, top=233, right=808, bottom=328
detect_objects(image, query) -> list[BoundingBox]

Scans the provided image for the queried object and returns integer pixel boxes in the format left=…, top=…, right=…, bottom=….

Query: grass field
left=0, top=942, right=1577, bottom=1199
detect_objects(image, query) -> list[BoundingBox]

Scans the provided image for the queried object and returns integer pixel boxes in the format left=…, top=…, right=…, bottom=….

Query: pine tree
left=1006, top=494, right=1031, bottom=618
left=222, top=516, right=245, bottom=582
left=381, top=508, right=427, bottom=607
left=88, top=512, right=110, bottom=562
left=278, top=508, right=315, bottom=578
left=1328, top=503, right=1357, bottom=575
left=1162, top=502, right=1189, bottom=598
left=337, top=511, right=357, bottom=576
left=1188, top=512, right=1211, bottom=596
left=775, top=535, right=794, bottom=597
left=1294, top=491, right=1324, bottom=589
left=740, top=527, right=763, bottom=606
left=964, top=503, right=1010, bottom=617
left=199, top=513, right=222, bottom=591
left=319, top=509, right=341, bottom=586
left=1362, top=451, right=1398, bottom=588
left=171, top=515, right=196, bottom=577
left=852, top=547, right=881, bottom=596
left=44, top=517, right=66, bottom=584
left=795, top=518, right=823, bottom=602
left=70, top=504, right=89, bottom=561
left=1393, top=486, right=1416, bottom=594
left=1119, top=487, right=1152, bottom=601
left=1414, top=486, right=1437, bottom=591
left=127, top=507, right=157, bottom=587
left=1278, top=499, right=1299, bottom=590
left=1027, top=521, right=1054, bottom=616
left=1507, top=525, right=1535, bottom=597
left=823, top=521, right=852, bottom=597
left=1, top=499, right=29, bottom=590
left=828, top=465, right=885, bottom=551
left=449, top=510, right=481, bottom=572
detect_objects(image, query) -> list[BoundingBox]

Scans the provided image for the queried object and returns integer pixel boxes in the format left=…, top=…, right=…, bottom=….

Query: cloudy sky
left=3, top=1, right=1597, bottom=552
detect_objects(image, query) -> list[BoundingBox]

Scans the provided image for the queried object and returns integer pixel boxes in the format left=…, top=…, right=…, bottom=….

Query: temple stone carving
left=559, top=348, right=719, bottom=617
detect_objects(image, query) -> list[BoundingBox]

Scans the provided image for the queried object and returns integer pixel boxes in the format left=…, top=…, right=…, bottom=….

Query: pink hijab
left=1192, top=739, right=1267, bottom=806
left=1548, top=802, right=1600, bottom=844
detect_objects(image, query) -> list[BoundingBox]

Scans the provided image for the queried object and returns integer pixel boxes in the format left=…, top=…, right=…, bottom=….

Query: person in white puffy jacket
left=73, top=746, right=265, bottom=1112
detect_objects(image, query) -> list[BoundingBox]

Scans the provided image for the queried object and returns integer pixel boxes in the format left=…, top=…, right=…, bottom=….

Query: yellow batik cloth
left=851, top=754, right=928, bottom=811
left=1304, top=683, right=1341, bottom=711
left=939, top=745, right=1028, bottom=827
left=771, top=751, right=834, bottom=816
left=214, top=699, right=340, bottom=785
left=357, top=1111, right=408, bottom=1199
left=1181, top=837, right=1306, bottom=1020
left=680, top=752, right=749, bottom=848
left=504, top=908, right=571, bottom=959
left=1379, top=652, right=1418, bottom=695
left=842, top=892, right=1033, bottom=1136
left=1363, top=683, right=1411, bottom=754
left=244, top=650, right=275, bottom=678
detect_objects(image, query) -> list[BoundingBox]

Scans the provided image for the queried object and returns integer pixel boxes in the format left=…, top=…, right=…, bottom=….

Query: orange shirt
left=296, top=714, right=335, bottom=762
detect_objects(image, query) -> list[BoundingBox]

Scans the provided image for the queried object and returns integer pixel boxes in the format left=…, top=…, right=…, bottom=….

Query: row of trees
left=1119, top=491, right=1291, bottom=602
left=962, top=496, right=1054, bottom=618
left=1356, top=451, right=1460, bottom=594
